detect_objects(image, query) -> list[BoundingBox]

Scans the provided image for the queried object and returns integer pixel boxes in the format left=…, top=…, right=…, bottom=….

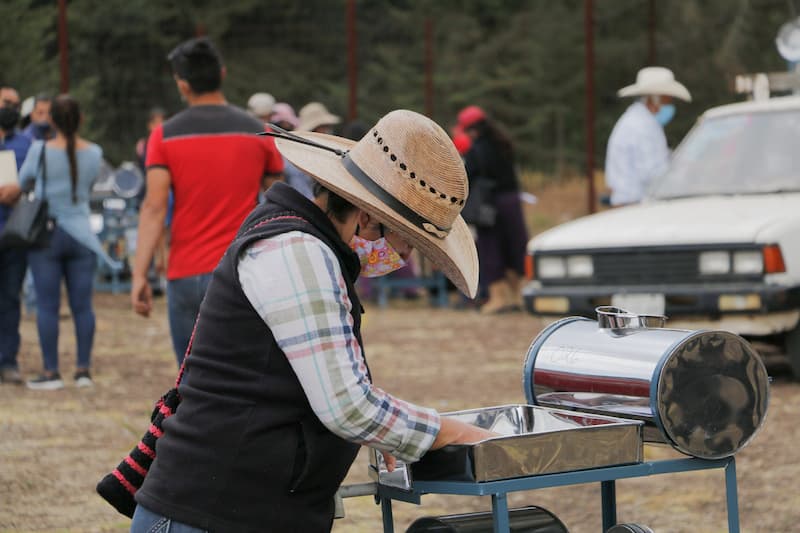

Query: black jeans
left=0, top=246, right=27, bottom=370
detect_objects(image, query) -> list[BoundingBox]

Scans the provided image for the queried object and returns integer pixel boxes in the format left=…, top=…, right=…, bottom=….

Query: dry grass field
left=1, top=175, right=798, bottom=532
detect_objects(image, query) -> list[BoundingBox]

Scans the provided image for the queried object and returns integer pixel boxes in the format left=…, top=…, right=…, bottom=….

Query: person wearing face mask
left=605, top=67, right=691, bottom=206
left=124, top=109, right=495, bottom=533
left=0, top=85, right=32, bottom=385
left=22, top=93, right=54, bottom=141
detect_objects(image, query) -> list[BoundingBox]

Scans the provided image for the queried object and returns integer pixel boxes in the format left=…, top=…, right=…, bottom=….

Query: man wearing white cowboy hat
left=128, top=110, right=494, bottom=533
left=605, top=66, right=692, bottom=206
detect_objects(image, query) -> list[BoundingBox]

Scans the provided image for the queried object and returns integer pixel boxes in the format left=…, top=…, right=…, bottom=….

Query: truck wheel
left=785, top=324, right=800, bottom=379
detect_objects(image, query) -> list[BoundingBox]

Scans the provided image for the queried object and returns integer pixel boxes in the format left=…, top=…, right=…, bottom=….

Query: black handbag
left=461, top=177, right=497, bottom=228
left=96, top=214, right=285, bottom=518
left=96, top=384, right=182, bottom=517
left=0, top=144, right=53, bottom=248
left=96, top=331, right=192, bottom=518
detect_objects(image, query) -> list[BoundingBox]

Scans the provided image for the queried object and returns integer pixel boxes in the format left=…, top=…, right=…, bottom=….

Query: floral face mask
left=350, top=225, right=407, bottom=277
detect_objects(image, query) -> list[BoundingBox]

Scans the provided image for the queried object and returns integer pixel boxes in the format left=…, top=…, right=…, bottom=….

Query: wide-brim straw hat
left=297, top=102, right=341, bottom=132
left=617, top=66, right=692, bottom=102
left=273, top=109, right=479, bottom=298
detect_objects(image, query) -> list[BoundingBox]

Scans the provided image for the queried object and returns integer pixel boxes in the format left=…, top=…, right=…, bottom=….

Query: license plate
left=611, top=293, right=665, bottom=315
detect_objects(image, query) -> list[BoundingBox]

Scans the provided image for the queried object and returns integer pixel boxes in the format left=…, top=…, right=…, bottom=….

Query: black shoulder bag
left=95, top=331, right=192, bottom=517
left=460, top=147, right=497, bottom=228
left=0, top=144, right=54, bottom=248
left=96, top=214, right=288, bottom=518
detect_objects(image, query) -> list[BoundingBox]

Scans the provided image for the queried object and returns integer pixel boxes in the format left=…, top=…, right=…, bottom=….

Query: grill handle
left=596, top=306, right=666, bottom=329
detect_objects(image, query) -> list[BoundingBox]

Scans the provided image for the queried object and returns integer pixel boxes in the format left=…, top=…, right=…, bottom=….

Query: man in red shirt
left=131, top=37, right=283, bottom=364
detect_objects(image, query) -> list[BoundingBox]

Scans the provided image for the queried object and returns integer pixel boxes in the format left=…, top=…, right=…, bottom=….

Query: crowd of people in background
left=0, top=34, right=580, bottom=392
left=1, top=33, right=694, bottom=533
left=0, top=70, right=532, bottom=393
left=0, top=89, right=108, bottom=389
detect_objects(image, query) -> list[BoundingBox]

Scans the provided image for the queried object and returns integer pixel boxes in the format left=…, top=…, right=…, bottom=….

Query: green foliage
left=0, top=0, right=796, bottom=169
left=1, top=0, right=59, bottom=97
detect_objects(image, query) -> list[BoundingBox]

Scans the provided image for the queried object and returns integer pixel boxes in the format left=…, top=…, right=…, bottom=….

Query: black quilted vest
left=136, top=183, right=366, bottom=532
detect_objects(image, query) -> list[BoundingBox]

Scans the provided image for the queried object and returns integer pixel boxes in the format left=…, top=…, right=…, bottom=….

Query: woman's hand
left=430, top=418, right=499, bottom=450
left=378, top=419, right=497, bottom=471
left=381, top=451, right=397, bottom=472
left=0, top=184, right=21, bottom=205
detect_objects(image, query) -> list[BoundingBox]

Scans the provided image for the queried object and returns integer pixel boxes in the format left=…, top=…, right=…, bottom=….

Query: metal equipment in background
left=90, top=161, right=146, bottom=293
left=337, top=307, right=766, bottom=532
left=405, top=507, right=568, bottom=533
left=524, top=306, right=770, bottom=459
left=734, top=14, right=800, bottom=101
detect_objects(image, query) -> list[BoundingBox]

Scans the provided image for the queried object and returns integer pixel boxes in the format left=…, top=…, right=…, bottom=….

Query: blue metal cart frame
left=375, top=457, right=739, bottom=533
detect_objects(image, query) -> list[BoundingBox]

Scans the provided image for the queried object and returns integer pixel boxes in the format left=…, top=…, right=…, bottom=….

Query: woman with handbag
left=458, top=105, right=529, bottom=314
left=17, top=94, right=104, bottom=390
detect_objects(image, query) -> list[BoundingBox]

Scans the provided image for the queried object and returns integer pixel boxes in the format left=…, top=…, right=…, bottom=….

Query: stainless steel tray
left=371, top=404, right=643, bottom=488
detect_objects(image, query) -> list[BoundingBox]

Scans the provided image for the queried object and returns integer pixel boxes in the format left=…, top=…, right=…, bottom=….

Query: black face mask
left=0, top=106, right=20, bottom=130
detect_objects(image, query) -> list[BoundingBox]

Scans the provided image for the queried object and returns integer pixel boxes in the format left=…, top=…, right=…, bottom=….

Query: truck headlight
left=732, top=250, right=763, bottom=274
left=699, top=251, right=730, bottom=274
left=538, top=256, right=566, bottom=279
left=566, top=255, right=593, bottom=278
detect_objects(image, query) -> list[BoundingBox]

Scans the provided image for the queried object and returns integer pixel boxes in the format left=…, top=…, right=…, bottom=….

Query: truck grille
left=593, top=249, right=700, bottom=285
left=537, top=246, right=764, bottom=286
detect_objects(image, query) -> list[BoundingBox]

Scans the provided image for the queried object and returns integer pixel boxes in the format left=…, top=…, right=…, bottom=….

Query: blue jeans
left=167, top=273, right=212, bottom=366
left=27, top=226, right=96, bottom=373
left=130, top=505, right=207, bottom=533
left=0, top=247, right=28, bottom=371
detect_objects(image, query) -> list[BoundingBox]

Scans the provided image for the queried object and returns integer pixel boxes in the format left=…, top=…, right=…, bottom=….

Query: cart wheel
left=606, top=524, right=654, bottom=533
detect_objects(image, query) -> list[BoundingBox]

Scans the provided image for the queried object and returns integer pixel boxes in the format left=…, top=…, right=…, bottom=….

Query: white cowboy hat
left=247, top=92, right=275, bottom=118
left=272, top=109, right=479, bottom=298
left=617, top=67, right=692, bottom=102
left=20, top=96, right=35, bottom=119
left=297, top=102, right=341, bottom=132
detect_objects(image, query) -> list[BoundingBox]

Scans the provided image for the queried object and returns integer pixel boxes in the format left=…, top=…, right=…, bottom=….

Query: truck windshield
left=649, top=110, right=800, bottom=199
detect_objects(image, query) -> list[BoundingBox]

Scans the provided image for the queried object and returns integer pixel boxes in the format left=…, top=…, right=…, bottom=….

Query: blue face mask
left=30, top=122, right=52, bottom=139
left=655, top=103, right=676, bottom=126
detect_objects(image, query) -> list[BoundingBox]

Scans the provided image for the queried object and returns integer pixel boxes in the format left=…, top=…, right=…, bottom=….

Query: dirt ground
left=0, top=292, right=798, bottom=533
left=2, top=176, right=798, bottom=532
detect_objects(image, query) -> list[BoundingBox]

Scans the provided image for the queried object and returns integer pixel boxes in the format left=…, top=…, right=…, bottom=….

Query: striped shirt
left=238, top=231, right=441, bottom=463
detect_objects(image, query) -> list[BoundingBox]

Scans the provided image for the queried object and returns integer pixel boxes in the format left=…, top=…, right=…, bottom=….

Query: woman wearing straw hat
left=129, top=110, right=494, bottom=533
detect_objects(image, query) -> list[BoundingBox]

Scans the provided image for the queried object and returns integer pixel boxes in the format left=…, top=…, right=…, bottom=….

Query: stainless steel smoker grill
left=524, top=306, right=770, bottom=460
left=340, top=307, right=769, bottom=533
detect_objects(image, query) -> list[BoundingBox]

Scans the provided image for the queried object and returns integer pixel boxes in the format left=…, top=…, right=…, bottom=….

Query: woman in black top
left=459, top=106, right=529, bottom=314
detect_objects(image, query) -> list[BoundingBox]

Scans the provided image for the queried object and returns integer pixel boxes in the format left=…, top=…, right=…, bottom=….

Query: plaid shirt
left=238, top=231, right=441, bottom=463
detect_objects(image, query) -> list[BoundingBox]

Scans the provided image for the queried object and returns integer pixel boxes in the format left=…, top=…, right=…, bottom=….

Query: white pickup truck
left=523, top=95, right=800, bottom=376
